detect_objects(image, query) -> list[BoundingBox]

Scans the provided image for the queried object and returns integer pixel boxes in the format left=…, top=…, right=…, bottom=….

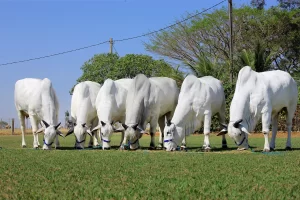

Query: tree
left=145, top=5, right=300, bottom=79
left=238, top=41, right=272, bottom=72
left=71, top=53, right=180, bottom=94
left=278, top=0, right=300, bottom=10
left=251, top=0, right=266, bottom=10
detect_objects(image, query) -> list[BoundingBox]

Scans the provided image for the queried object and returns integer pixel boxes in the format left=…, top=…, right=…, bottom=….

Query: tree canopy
left=71, top=53, right=184, bottom=94
left=145, top=4, right=300, bottom=81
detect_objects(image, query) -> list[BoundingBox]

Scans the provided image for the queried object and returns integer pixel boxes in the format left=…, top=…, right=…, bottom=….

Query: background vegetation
left=72, top=0, right=300, bottom=131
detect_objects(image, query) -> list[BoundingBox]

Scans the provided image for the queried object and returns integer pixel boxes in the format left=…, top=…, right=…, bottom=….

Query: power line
left=113, top=45, right=119, bottom=56
left=0, top=0, right=226, bottom=66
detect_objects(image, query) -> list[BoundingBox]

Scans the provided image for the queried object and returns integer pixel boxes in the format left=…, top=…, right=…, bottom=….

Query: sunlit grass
left=0, top=132, right=300, bottom=199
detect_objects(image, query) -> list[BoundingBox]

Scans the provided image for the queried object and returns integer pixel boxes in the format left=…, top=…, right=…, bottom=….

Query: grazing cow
left=66, top=81, right=101, bottom=149
left=14, top=78, right=63, bottom=150
left=121, top=74, right=180, bottom=150
left=217, top=66, right=298, bottom=151
left=92, top=78, right=132, bottom=150
left=164, top=75, right=227, bottom=151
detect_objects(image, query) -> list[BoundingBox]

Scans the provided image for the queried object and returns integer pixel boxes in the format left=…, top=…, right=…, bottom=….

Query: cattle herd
left=13, top=66, right=298, bottom=152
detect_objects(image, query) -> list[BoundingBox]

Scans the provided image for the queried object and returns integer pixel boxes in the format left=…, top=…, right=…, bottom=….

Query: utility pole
left=228, top=0, right=233, bottom=85
left=109, top=38, right=114, bottom=54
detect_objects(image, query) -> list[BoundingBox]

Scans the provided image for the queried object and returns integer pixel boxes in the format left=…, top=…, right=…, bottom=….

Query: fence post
left=11, top=118, right=14, bottom=135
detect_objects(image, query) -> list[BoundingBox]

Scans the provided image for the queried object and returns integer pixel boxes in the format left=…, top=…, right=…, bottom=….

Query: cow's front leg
left=203, top=112, right=212, bottom=152
left=262, top=112, right=271, bottom=152
left=149, top=119, right=158, bottom=150
left=30, top=116, right=39, bottom=149
left=120, top=132, right=128, bottom=150
left=55, top=135, right=60, bottom=149
left=181, top=136, right=187, bottom=150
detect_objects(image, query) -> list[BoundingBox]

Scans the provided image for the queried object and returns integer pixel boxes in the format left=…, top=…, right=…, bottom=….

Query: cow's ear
left=55, top=122, right=61, bottom=130
left=66, top=128, right=74, bottom=136
left=56, top=130, right=65, bottom=137
left=36, top=127, right=45, bottom=134
left=166, top=120, right=172, bottom=126
left=132, top=123, right=139, bottom=131
left=217, top=130, right=227, bottom=136
left=101, top=121, right=106, bottom=126
left=42, top=120, right=50, bottom=128
left=233, top=119, right=243, bottom=128
left=122, top=124, right=128, bottom=130
left=86, top=129, right=93, bottom=137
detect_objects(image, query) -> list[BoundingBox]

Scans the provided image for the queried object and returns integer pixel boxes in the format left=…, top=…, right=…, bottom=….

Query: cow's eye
left=167, top=132, right=171, bottom=135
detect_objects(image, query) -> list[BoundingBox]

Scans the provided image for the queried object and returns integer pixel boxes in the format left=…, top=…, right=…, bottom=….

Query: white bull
left=164, top=75, right=227, bottom=151
left=92, top=78, right=132, bottom=150
left=121, top=74, right=181, bottom=150
left=218, top=66, right=298, bottom=151
left=66, top=81, right=101, bottom=149
left=14, top=78, right=63, bottom=150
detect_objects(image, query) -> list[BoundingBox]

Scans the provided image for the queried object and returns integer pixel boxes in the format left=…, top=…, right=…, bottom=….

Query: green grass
left=0, top=134, right=300, bottom=199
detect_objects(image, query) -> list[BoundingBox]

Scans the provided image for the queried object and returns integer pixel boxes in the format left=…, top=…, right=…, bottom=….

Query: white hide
left=122, top=74, right=179, bottom=150
left=164, top=74, right=227, bottom=151
left=14, top=78, right=62, bottom=150
left=68, top=81, right=101, bottom=149
left=226, top=66, right=298, bottom=151
left=93, top=78, right=132, bottom=149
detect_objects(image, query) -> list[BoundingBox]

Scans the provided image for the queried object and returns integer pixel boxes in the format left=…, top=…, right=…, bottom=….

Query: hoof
left=93, top=145, right=102, bottom=149
left=38, top=145, right=41, bottom=148
left=204, top=148, right=211, bottom=152
left=263, top=148, right=270, bottom=152
left=103, top=147, right=111, bottom=150
left=270, top=147, right=275, bottom=151
left=180, top=146, right=186, bottom=150
left=34, top=147, right=39, bottom=150
left=22, top=145, right=27, bottom=148
left=148, top=146, right=156, bottom=150
left=222, top=145, right=228, bottom=149
left=285, top=146, right=292, bottom=151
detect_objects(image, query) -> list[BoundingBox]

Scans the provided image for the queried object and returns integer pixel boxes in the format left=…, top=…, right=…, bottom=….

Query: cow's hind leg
left=157, top=116, right=165, bottom=149
left=18, top=111, right=26, bottom=148
left=286, top=105, right=296, bottom=150
left=203, top=112, right=212, bottom=152
left=218, top=107, right=227, bottom=148
left=262, top=112, right=271, bottom=152
left=270, top=113, right=279, bottom=151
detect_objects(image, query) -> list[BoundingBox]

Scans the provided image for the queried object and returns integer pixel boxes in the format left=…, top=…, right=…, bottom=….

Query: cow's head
left=218, top=119, right=250, bottom=150
left=92, top=121, right=114, bottom=150
left=163, top=120, right=182, bottom=151
left=65, top=122, right=92, bottom=149
left=122, top=123, right=144, bottom=150
left=36, top=120, right=64, bottom=150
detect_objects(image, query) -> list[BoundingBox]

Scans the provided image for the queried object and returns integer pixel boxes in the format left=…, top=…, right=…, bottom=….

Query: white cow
left=66, top=81, right=101, bottom=149
left=218, top=66, right=298, bottom=151
left=14, top=78, right=63, bottom=150
left=92, top=78, right=132, bottom=150
left=164, top=75, right=227, bottom=151
left=121, top=74, right=180, bottom=150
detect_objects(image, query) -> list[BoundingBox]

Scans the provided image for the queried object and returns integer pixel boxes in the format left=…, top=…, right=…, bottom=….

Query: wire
left=0, top=0, right=226, bottom=66
left=113, top=45, right=119, bottom=56
left=114, top=0, right=226, bottom=42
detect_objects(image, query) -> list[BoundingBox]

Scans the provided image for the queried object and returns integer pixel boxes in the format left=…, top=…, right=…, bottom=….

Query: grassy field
left=0, top=131, right=300, bottom=199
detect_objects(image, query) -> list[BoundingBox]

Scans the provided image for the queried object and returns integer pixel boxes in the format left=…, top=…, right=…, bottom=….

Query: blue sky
left=0, top=0, right=278, bottom=128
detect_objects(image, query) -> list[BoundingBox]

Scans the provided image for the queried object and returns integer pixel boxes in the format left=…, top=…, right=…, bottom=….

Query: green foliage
left=1, top=134, right=300, bottom=199
left=146, top=5, right=300, bottom=81
left=71, top=53, right=178, bottom=94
